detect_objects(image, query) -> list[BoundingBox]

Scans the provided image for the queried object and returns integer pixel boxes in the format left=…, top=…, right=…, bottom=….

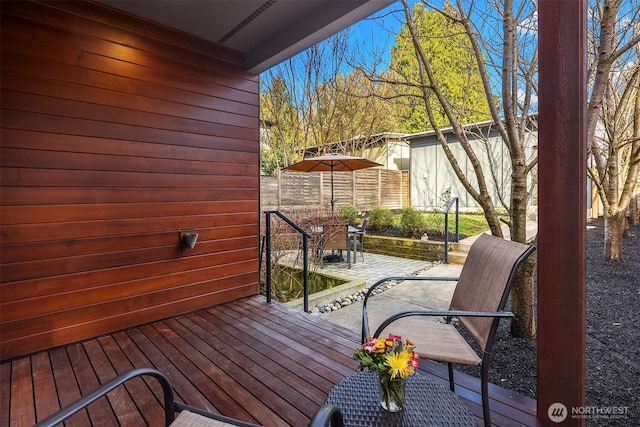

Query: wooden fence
left=260, top=169, right=409, bottom=213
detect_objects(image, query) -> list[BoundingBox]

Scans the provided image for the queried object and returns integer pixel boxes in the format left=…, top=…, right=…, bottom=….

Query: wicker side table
left=325, top=371, right=477, bottom=426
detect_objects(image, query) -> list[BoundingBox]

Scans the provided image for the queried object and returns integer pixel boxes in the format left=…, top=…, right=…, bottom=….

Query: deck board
left=167, top=316, right=290, bottom=424
left=31, top=353, right=59, bottom=423
left=9, top=358, right=35, bottom=427
left=97, top=335, right=164, bottom=427
left=1, top=295, right=540, bottom=426
left=50, top=346, right=93, bottom=427
left=67, top=342, right=114, bottom=426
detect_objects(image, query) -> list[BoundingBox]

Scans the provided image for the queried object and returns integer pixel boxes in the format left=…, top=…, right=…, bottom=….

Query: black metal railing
left=443, top=197, right=459, bottom=264
left=263, top=210, right=312, bottom=312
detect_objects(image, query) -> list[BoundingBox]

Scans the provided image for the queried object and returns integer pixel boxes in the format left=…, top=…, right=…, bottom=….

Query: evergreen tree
left=260, top=74, right=305, bottom=172
left=390, top=2, right=491, bottom=133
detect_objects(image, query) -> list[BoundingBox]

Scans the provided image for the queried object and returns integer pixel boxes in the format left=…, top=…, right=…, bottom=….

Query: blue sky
left=347, top=1, right=406, bottom=67
left=343, top=0, right=541, bottom=107
left=260, top=2, right=406, bottom=85
left=260, top=0, right=575, bottom=113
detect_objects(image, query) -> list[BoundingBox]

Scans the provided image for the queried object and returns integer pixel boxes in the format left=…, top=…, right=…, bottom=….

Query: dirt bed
left=456, top=217, right=639, bottom=426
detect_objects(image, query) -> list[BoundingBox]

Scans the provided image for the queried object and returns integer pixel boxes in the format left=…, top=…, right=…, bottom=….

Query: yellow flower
left=374, top=338, right=387, bottom=353
left=385, top=349, right=415, bottom=380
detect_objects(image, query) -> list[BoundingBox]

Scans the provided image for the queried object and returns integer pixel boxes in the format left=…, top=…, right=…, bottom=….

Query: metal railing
left=443, top=197, right=460, bottom=264
left=263, top=210, right=312, bottom=312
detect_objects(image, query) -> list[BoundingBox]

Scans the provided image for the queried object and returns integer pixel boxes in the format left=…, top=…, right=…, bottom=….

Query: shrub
left=338, top=204, right=361, bottom=225
left=400, top=207, right=426, bottom=238
left=368, top=206, right=394, bottom=230
left=423, top=212, right=445, bottom=233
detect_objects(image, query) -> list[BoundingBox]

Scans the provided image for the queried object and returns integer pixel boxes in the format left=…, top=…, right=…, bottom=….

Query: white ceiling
left=100, top=0, right=396, bottom=74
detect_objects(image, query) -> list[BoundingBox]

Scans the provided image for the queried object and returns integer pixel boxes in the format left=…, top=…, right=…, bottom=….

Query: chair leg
left=448, top=362, right=455, bottom=392
left=480, top=363, right=491, bottom=427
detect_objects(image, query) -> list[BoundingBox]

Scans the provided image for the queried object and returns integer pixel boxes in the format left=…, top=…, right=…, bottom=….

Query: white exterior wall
left=409, top=128, right=537, bottom=211
left=362, top=139, right=410, bottom=171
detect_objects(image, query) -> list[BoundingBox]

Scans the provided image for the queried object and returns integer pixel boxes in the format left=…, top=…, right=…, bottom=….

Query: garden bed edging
left=363, top=235, right=448, bottom=261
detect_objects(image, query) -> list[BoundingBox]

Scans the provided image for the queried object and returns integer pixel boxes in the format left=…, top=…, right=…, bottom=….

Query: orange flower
left=375, top=338, right=387, bottom=353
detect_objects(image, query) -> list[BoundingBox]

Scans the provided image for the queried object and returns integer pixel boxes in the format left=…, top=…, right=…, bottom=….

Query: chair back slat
left=449, top=233, right=533, bottom=350
left=323, top=223, right=348, bottom=251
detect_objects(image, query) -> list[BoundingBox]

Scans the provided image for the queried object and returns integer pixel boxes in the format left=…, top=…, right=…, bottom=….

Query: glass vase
left=377, top=374, right=406, bottom=412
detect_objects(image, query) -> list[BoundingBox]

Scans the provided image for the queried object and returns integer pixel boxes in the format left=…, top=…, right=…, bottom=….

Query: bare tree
left=260, top=29, right=398, bottom=167
left=385, top=0, right=539, bottom=337
left=587, top=0, right=640, bottom=261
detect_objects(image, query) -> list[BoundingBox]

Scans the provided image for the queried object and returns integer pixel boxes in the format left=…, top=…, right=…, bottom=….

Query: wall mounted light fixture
left=178, top=229, right=198, bottom=250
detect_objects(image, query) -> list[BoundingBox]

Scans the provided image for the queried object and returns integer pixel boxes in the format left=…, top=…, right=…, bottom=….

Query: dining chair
left=361, top=233, right=536, bottom=427
left=320, top=222, right=350, bottom=267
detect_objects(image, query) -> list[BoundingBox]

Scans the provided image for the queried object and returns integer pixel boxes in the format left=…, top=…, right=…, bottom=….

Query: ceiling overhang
left=100, top=0, right=397, bottom=74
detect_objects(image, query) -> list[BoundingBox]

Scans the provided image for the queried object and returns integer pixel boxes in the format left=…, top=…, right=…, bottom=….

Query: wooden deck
left=1, top=296, right=541, bottom=426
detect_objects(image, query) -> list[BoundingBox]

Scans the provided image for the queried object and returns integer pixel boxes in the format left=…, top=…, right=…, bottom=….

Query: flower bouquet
left=353, top=334, right=419, bottom=412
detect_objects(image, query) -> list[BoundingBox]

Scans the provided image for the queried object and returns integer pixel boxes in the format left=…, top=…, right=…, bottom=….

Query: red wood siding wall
left=0, top=1, right=260, bottom=361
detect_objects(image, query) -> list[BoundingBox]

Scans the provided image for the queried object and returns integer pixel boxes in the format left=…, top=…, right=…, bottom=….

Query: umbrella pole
left=330, top=168, right=335, bottom=214
left=324, top=166, right=343, bottom=263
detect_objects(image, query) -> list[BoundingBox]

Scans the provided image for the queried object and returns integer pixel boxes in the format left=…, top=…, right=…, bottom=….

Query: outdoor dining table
left=325, top=371, right=477, bottom=426
left=310, top=225, right=362, bottom=268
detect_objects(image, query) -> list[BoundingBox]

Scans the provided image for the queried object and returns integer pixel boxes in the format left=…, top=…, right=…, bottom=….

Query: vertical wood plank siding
left=0, top=1, right=260, bottom=361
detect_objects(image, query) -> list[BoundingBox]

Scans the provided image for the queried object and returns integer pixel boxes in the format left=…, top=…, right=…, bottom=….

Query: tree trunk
left=483, top=206, right=504, bottom=238
left=631, top=194, right=639, bottom=225
left=508, top=148, right=535, bottom=337
left=399, top=0, right=535, bottom=338
left=510, top=249, right=537, bottom=338
left=604, top=213, right=625, bottom=261
left=509, top=189, right=536, bottom=338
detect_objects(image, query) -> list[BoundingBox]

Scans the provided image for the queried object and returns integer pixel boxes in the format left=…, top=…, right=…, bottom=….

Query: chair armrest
left=34, top=368, right=177, bottom=427
left=361, top=276, right=459, bottom=343
left=308, top=404, right=344, bottom=427
left=371, top=310, right=514, bottom=339
left=33, top=369, right=342, bottom=427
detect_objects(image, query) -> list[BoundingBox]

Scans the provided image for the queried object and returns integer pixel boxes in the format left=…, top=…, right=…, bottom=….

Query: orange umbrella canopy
left=283, top=154, right=382, bottom=172
left=283, top=154, right=382, bottom=212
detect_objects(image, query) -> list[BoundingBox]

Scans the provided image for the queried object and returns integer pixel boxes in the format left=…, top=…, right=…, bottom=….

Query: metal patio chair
left=361, top=233, right=536, bottom=427
left=34, top=368, right=344, bottom=427
left=320, top=222, right=350, bottom=268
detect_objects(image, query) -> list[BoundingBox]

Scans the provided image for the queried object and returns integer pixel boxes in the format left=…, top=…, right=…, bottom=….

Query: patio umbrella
left=283, top=154, right=382, bottom=213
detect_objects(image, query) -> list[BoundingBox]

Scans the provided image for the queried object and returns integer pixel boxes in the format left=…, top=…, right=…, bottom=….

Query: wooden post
left=277, top=169, right=282, bottom=211
left=320, top=172, right=325, bottom=212
left=378, top=169, right=382, bottom=207
left=352, top=170, right=357, bottom=206
left=538, top=1, right=586, bottom=424
left=398, top=170, right=404, bottom=209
